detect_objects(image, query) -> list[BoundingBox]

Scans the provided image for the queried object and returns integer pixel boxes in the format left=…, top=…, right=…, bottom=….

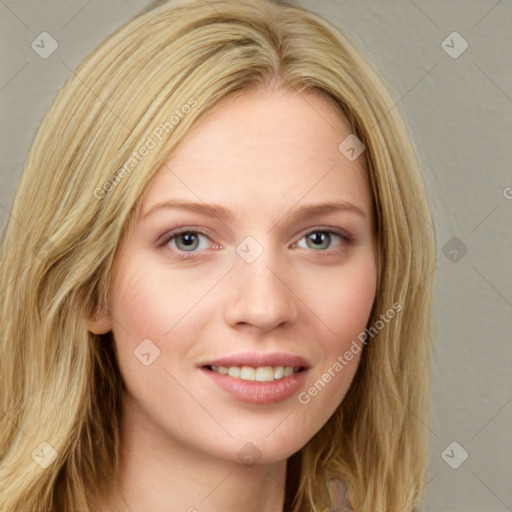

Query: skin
left=89, top=86, right=377, bottom=512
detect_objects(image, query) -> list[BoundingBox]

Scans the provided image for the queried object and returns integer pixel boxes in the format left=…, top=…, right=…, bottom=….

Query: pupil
left=182, top=233, right=194, bottom=245
left=178, top=232, right=198, bottom=250
left=309, top=232, right=328, bottom=249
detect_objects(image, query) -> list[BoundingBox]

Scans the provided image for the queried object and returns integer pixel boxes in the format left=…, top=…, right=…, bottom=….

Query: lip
left=200, top=366, right=309, bottom=404
left=199, top=351, right=311, bottom=370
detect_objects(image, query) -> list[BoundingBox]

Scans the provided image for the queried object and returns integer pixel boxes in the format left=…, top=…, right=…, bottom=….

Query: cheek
left=110, top=268, right=167, bottom=336
left=110, top=254, right=205, bottom=337
left=108, top=254, right=221, bottom=376
left=305, top=254, right=377, bottom=344
left=294, top=255, right=376, bottom=427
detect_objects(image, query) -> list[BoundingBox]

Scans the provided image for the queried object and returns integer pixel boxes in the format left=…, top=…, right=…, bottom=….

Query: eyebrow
left=141, top=199, right=368, bottom=223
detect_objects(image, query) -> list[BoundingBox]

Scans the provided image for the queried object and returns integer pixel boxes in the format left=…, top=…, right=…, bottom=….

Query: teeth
left=273, top=366, right=284, bottom=379
left=209, top=365, right=300, bottom=382
left=228, top=366, right=240, bottom=378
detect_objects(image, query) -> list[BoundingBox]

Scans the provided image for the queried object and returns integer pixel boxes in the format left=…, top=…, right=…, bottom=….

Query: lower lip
left=200, top=367, right=308, bottom=404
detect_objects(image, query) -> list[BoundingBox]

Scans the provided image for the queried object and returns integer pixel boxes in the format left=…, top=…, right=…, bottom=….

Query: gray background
left=1, top=1, right=511, bottom=510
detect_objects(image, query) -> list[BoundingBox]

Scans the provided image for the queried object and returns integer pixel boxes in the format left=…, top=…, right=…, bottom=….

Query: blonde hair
left=0, top=0, right=435, bottom=510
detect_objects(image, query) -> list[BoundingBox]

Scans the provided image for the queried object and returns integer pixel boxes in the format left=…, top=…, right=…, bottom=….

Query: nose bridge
left=223, top=237, right=298, bottom=331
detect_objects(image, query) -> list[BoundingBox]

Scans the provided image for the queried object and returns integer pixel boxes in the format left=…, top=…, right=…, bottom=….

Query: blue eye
left=165, top=230, right=210, bottom=253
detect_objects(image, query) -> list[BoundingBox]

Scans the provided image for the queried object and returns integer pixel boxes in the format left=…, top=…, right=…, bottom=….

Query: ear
left=88, top=306, right=113, bottom=335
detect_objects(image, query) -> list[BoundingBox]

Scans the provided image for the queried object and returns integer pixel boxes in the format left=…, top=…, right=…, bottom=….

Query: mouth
left=202, top=364, right=306, bottom=382
left=200, top=364, right=308, bottom=405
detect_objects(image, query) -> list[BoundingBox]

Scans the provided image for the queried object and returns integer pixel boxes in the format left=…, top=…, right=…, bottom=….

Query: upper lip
left=200, top=351, right=311, bottom=370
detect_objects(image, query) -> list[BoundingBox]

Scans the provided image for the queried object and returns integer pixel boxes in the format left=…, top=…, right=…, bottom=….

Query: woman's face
left=92, top=87, right=377, bottom=465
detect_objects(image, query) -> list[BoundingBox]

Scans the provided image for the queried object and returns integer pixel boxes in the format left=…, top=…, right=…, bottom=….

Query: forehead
left=139, top=87, right=370, bottom=220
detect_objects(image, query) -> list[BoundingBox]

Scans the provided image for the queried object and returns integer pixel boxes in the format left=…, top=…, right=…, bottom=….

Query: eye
left=294, top=229, right=352, bottom=252
left=161, top=229, right=214, bottom=256
left=158, top=226, right=352, bottom=261
left=173, top=232, right=205, bottom=252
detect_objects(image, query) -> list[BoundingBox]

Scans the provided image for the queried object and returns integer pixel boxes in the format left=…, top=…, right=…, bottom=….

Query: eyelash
left=158, top=226, right=353, bottom=261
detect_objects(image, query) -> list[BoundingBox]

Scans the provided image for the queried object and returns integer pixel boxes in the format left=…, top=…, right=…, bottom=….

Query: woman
left=0, top=0, right=435, bottom=510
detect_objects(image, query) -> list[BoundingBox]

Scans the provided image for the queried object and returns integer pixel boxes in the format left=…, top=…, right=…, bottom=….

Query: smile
left=201, top=365, right=308, bottom=404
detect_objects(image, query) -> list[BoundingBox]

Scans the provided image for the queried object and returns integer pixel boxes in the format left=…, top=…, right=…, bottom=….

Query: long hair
left=0, top=0, right=435, bottom=510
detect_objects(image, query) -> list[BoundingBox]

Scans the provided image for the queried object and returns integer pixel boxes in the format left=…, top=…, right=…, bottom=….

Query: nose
left=223, top=250, right=299, bottom=333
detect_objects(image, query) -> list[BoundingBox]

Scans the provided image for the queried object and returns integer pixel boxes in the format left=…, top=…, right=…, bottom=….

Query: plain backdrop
left=1, top=1, right=511, bottom=510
